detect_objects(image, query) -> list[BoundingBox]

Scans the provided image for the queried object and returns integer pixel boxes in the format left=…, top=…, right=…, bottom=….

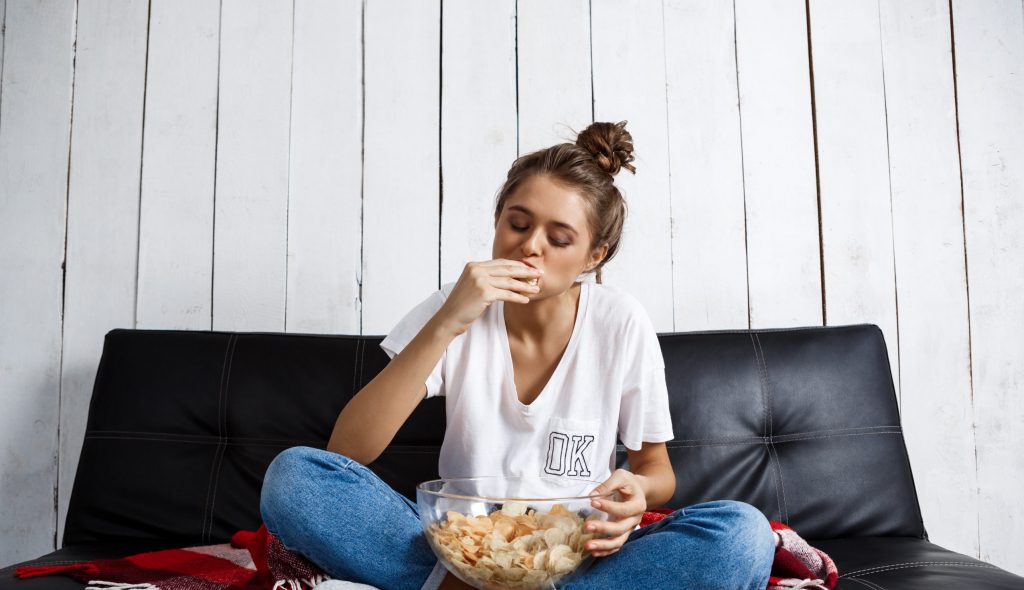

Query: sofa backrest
left=63, top=324, right=925, bottom=547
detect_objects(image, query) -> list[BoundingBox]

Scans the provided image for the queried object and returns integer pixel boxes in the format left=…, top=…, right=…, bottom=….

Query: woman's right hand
left=436, top=259, right=543, bottom=337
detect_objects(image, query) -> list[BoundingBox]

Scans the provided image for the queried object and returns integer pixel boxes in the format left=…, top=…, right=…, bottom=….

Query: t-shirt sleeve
left=379, top=288, right=449, bottom=399
left=617, top=302, right=675, bottom=451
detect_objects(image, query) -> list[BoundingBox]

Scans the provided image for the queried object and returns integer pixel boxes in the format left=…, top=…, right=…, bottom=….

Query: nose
left=520, top=228, right=543, bottom=256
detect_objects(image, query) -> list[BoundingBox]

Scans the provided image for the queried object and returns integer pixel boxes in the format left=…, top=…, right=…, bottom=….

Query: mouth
left=519, top=261, right=541, bottom=287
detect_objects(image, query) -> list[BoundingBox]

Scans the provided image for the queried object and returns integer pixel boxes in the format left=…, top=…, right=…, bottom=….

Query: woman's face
left=492, top=174, right=605, bottom=297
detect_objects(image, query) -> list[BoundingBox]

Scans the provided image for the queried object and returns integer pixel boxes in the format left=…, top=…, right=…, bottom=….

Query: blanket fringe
left=86, top=582, right=159, bottom=590
left=272, top=573, right=332, bottom=590
left=774, top=579, right=827, bottom=590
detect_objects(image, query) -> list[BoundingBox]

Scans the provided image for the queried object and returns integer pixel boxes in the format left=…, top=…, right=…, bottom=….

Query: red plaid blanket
left=16, top=515, right=837, bottom=589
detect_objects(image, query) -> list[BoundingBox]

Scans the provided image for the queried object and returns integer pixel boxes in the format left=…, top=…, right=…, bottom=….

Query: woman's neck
left=503, top=282, right=582, bottom=345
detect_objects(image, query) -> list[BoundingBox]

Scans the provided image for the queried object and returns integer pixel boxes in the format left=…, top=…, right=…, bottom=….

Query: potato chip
left=426, top=502, right=599, bottom=589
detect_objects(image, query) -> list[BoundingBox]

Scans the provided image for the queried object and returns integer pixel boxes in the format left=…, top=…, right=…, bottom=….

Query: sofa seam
left=845, top=577, right=887, bottom=590
left=200, top=334, right=235, bottom=543
left=756, top=333, right=790, bottom=523
left=205, top=333, right=237, bottom=542
left=352, top=339, right=360, bottom=395
left=750, top=333, right=783, bottom=523
left=842, top=561, right=1002, bottom=577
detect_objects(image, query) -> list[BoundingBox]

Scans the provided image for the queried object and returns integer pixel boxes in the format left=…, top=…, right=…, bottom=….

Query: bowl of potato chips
left=416, top=476, right=614, bottom=590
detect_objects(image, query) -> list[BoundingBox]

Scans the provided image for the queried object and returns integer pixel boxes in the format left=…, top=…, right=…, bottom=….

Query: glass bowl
left=416, top=476, right=615, bottom=590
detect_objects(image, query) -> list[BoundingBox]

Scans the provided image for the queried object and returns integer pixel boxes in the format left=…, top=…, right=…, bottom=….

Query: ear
left=585, top=243, right=609, bottom=272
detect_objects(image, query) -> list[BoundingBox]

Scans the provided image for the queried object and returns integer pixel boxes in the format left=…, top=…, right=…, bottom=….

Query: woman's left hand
left=584, top=469, right=647, bottom=557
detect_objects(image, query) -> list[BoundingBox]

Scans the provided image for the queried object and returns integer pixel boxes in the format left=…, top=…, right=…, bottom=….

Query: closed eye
left=509, top=222, right=571, bottom=248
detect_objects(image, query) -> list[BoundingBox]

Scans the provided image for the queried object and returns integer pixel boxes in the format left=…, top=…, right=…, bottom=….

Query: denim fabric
left=260, top=446, right=775, bottom=590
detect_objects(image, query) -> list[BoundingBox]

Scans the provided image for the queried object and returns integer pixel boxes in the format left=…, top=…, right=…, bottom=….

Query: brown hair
left=492, top=121, right=637, bottom=284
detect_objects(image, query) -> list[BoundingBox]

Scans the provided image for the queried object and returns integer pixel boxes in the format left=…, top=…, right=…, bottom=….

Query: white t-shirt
left=379, top=280, right=674, bottom=497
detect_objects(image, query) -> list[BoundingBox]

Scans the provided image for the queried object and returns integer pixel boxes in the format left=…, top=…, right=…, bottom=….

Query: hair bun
left=575, top=120, right=636, bottom=177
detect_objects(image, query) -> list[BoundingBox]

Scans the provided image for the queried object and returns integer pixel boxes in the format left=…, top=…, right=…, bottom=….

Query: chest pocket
left=543, top=417, right=600, bottom=480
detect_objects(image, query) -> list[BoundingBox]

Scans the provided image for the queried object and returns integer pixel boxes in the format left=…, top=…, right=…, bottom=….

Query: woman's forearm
left=327, top=314, right=457, bottom=463
left=633, top=460, right=676, bottom=508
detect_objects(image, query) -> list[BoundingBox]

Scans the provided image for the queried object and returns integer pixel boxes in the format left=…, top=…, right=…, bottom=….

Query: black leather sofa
left=2, top=324, right=1022, bottom=589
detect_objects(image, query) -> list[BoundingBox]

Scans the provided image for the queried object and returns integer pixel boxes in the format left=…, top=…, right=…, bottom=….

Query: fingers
left=487, top=259, right=544, bottom=279
left=585, top=529, right=631, bottom=557
left=590, top=494, right=640, bottom=520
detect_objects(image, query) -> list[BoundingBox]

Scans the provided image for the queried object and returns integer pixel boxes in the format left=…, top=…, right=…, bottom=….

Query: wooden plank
left=735, top=0, right=822, bottom=329
left=0, top=0, right=6, bottom=119
left=361, top=0, right=440, bottom=335
left=952, top=0, right=1024, bottom=574
left=664, top=0, right=748, bottom=330
left=212, top=0, right=293, bottom=331
left=57, top=0, right=149, bottom=546
left=516, top=0, right=591, bottom=156
left=136, top=0, right=219, bottom=330
left=809, top=0, right=901, bottom=401
left=439, top=0, right=518, bottom=287
left=286, top=0, right=362, bottom=334
left=591, top=0, right=674, bottom=330
left=878, top=0, right=978, bottom=559
left=0, top=0, right=76, bottom=566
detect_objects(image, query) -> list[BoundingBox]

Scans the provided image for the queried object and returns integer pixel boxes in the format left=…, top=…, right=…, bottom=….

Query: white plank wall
left=952, top=0, right=1024, bottom=569
left=810, top=0, right=901, bottom=404
left=212, top=0, right=293, bottom=331
left=879, top=0, right=978, bottom=558
left=592, top=0, right=674, bottom=329
left=56, top=0, right=150, bottom=546
left=2, top=0, right=1023, bottom=577
left=136, top=0, right=220, bottom=330
left=362, top=0, right=440, bottom=335
left=287, top=0, right=362, bottom=335
left=0, top=0, right=77, bottom=564
left=735, top=0, right=822, bottom=330
left=664, top=0, right=748, bottom=330
left=439, top=0, right=518, bottom=287
left=516, top=0, right=591, bottom=157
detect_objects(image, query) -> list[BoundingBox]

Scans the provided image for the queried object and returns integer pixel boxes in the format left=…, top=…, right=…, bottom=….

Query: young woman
left=260, top=121, right=777, bottom=590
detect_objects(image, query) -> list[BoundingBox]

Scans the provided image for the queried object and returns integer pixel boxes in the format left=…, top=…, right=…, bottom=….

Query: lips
left=519, top=260, right=541, bottom=286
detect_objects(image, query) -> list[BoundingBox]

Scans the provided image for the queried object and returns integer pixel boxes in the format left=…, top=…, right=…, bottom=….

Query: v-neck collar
left=498, top=281, right=591, bottom=415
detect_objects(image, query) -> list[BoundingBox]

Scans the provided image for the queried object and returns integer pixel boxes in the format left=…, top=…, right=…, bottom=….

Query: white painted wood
left=0, top=0, right=6, bottom=120
left=361, top=0, right=441, bottom=335
left=664, top=0, right=748, bottom=331
left=57, top=0, right=149, bottom=547
left=212, top=0, right=293, bottom=331
left=734, top=0, right=822, bottom=330
left=809, top=0, right=901, bottom=402
left=516, top=0, right=591, bottom=156
left=878, top=0, right=979, bottom=560
left=136, top=0, right=220, bottom=330
left=286, top=0, right=362, bottom=335
left=0, top=0, right=76, bottom=567
left=952, top=0, right=1024, bottom=575
left=590, top=0, right=674, bottom=330
left=439, top=0, right=518, bottom=285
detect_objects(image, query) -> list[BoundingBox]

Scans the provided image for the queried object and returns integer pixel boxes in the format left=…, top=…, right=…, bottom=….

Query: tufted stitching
left=846, top=577, right=887, bottom=590
left=842, top=561, right=1001, bottom=578
left=750, top=334, right=783, bottom=522
left=85, top=431, right=328, bottom=445
left=756, top=333, right=789, bottom=523
left=358, top=337, right=366, bottom=390
left=773, top=426, right=901, bottom=442
left=667, top=425, right=900, bottom=446
left=200, top=334, right=236, bottom=543
left=774, top=431, right=902, bottom=444
left=205, top=334, right=238, bottom=542
left=352, top=339, right=360, bottom=395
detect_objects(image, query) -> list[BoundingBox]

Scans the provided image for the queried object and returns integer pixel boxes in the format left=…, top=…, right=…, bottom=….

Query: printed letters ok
left=544, top=432, right=594, bottom=477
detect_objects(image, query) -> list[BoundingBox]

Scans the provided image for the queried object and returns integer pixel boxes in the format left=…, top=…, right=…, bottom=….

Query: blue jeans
left=260, top=446, right=776, bottom=590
